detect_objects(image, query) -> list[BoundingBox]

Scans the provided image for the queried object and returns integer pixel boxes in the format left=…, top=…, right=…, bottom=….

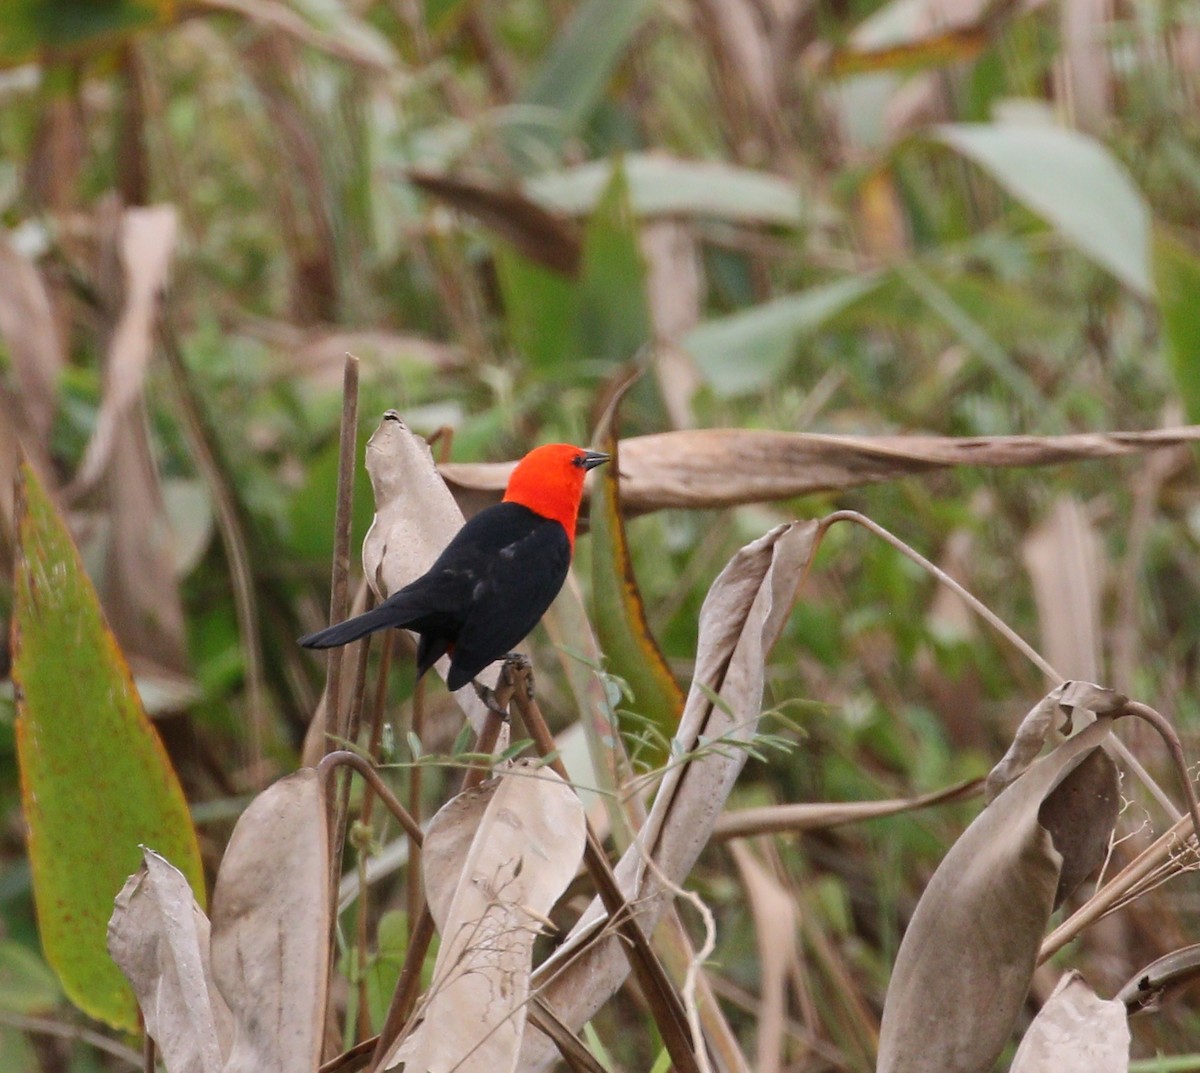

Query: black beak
left=582, top=451, right=610, bottom=471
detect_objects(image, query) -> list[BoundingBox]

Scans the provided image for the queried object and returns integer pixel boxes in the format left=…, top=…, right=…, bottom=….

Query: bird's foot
left=472, top=680, right=511, bottom=721
left=501, top=652, right=534, bottom=697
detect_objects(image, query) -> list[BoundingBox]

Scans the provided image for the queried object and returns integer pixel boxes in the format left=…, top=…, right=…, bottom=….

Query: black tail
left=298, top=604, right=407, bottom=649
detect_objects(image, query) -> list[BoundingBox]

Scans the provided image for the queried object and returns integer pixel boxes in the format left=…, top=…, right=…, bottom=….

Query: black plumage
left=298, top=502, right=571, bottom=691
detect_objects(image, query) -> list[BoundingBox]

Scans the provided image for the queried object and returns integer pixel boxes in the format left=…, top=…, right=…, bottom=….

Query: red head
left=502, top=444, right=609, bottom=548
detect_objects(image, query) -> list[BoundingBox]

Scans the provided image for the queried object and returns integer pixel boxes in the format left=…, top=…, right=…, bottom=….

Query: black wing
left=445, top=506, right=571, bottom=690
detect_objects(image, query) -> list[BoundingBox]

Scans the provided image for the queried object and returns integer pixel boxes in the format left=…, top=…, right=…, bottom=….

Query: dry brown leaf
left=361, top=411, right=498, bottom=728
left=985, top=681, right=1125, bottom=803
left=193, top=0, right=396, bottom=69
left=210, top=769, right=330, bottom=1073
left=71, top=205, right=177, bottom=497
left=642, top=222, right=703, bottom=428
left=877, top=718, right=1119, bottom=1073
left=0, top=232, right=64, bottom=443
left=713, top=777, right=983, bottom=840
left=439, top=426, right=1200, bottom=516
left=384, top=760, right=586, bottom=1073
left=1022, top=498, right=1103, bottom=681
left=1057, top=0, right=1114, bottom=132
left=107, top=849, right=232, bottom=1073
left=519, top=520, right=819, bottom=1072
left=406, top=169, right=582, bottom=276
left=728, top=843, right=796, bottom=1073
left=1009, top=970, right=1129, bottom=1072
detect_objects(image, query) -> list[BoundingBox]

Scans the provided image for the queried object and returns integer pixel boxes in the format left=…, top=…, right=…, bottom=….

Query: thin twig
left=324, top=354, right=361, bottom=757
left=0, top=1010, right=142, bottom=1068
left=317, top=751, right=424, bottom=847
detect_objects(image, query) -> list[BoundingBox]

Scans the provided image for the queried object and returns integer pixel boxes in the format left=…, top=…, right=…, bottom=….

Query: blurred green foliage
left=1, top=0, right=1200, bottom=1067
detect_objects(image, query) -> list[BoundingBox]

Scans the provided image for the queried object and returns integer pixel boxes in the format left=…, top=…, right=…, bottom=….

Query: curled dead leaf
left=519, top=520, right=819, bottom=1072
left=439, top=426, right=1200, bottom=517
left=384, top=760, right=586, bottom=1073
left=877, top=719, right=1119, bottom=1073
left=107, top=849, right=232, bottom=1073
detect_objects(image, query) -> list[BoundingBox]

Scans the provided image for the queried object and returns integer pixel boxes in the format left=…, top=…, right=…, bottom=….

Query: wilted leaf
left=932, top=122, right=1152, bottom=296
left=877, top=718, right=1120, bottom=1073
left=196, top=0, right=396, bottom=69
left=1009, top=971, right=1129, bottom=1072
left=521, top=521, right=820, bottom=1071
left=985, top=681, right=1125, bottom=802
left=590, top=378, right=684, bottom=767
left=439, top=425, right=1200, bottom=516
left=108, top=849, right=232, bottom=1073
left=12, top=463, right=203, bottom=1030
left=527, top=154, right=808, bottom=228
left=0, top=231, right=63, bottom=442
left=359, top=411, right=497, bottom=725
left=71, top=205, right=177, bottom=496
left=384, top=760, right=586, bottom=1073
left=210, top=769, right=330, bottom=1073
left=406, top=169, right=581, bottom=275
left=1117, top=943, right=1200, bottom=1014
left=1022, top=498, right=1103, bottom=681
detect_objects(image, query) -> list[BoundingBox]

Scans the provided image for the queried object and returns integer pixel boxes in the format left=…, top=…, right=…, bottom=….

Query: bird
left=299, top=443, right=609, bottom=691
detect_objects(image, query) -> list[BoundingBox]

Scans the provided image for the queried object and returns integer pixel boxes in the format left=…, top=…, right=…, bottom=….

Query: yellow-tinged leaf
left=590, top=374, right=684, bottom=767
left=12, top=463, right=203, bottom=1031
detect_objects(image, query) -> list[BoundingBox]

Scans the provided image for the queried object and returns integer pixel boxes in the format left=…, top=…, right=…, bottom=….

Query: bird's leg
left=471, top=653, right=532, bottom=719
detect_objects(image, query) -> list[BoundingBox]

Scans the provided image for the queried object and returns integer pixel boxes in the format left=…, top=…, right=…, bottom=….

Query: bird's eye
left=571, top=453, right=587, bottom=468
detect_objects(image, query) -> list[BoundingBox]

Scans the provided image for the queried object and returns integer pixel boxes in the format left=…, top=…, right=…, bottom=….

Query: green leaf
left=517, top=0, right=655, bottom=157
left=527, top=154, right=807, bottom=227
left=577, top=160, right=651, bottom=367
left=497, top=159, right=650, bottom=373
left=590, top=380, right=685, bottom=768
left=12, top=463, right=204, bottom=1031
left=495, top=245, right=580, bottom=370
left=1152, top=228, right=1200, bottom=424
left=683, top=275, right=879, bottom=396
left=932, top=122, right=1152, bottom=296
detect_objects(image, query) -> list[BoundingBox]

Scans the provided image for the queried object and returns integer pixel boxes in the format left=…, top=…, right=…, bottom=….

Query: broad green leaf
left=590, top=379, right=685, bottom=768
left=12, top=463, right=204, bottom=1030
left=0, top=0, right=172, bottom=65
left=495, top=245, right=580, bottom=370
left=577, top=160, right=651, bottom=368
left=1152, top=228, right=1200, bottom=423
left=683, top=275, right=879, bottom=396
left=497, top=160, right=650, bottom=373
left=527, top=154, right=807, bottom=227
left=933, top=122, right=1152, bottom=296
left=516, top=0, right=655, bottom=157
